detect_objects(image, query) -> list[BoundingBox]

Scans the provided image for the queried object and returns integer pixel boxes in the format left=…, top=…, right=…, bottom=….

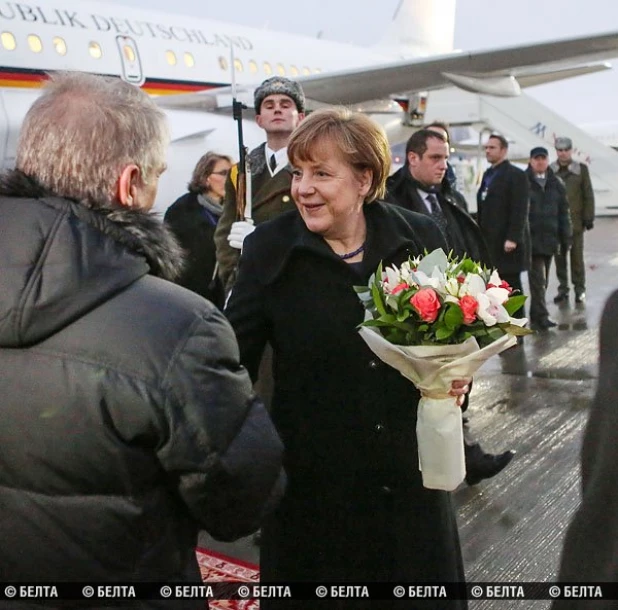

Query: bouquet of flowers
left=355, top=248, right=530, bottom=491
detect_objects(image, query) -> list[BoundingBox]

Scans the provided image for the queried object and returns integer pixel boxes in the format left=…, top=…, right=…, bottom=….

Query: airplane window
left=249, top=60, right=258, bottom=74
left=290, top=65, right=299, bottom=76
left=184, top=52, right=195, bottom=68
left=234, top=58, right=243, bottom=72
left=302, top=67, right=310, bottom=75
left=89, top=42, right=102, bottom=59
left=123, top=45, right=136, bottom=63
left=276, top=63, right=285, bottom=76
left=1, top=32, right=16, bottom=51
left=219, top=56, right=228, bottom=71
left=53, top=37, right=67, bottom=55
left=166, top=50, right=176, bottom=66
left=28, top=35, right=42, bottom=53
left=263, top=62, right=272, bottom=75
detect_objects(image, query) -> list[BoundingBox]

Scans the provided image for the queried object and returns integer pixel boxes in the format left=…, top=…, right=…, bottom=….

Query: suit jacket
left=552, top=290, right=618, bottom=609
left=386, top=166, right=491, bottom=266
left=214, top=143, right=296, bottom=294
left=476, top=160, right=531, bottom=274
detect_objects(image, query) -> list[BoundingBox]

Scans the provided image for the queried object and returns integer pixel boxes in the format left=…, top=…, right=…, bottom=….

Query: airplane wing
left=300, top=31, right=618, bottom=104
left=155, top=30, right=618, bottom=111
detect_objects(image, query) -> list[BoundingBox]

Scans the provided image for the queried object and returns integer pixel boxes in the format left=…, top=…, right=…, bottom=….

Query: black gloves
left=584, top=221, right=594, bottom=231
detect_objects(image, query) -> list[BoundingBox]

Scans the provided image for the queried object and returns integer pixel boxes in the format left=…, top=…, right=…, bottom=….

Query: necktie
left=269, top=153, right=277, bottom=173
left=426, top=193, right=449, bottom=239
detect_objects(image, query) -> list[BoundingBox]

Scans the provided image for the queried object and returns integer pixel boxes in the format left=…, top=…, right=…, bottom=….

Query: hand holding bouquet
left=355, top=249, right=530, bottom=491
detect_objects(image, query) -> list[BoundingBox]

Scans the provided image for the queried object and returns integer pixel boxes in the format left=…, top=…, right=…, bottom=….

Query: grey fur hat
left=555, top=137, right=573, bottom=150
left=254, top=77, right=306, bottom=114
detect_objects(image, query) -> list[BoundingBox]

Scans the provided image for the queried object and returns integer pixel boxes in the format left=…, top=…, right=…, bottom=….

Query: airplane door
left=116, top=36, right=145, bottom=86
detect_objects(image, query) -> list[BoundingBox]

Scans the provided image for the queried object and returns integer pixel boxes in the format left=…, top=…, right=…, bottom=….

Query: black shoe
left=553, top=294, right=569, bottom=304
left=465, top=450, right=515, bottom=486
left=575, top=292, right=586, bottom=303
left=531, top=319, right=557, bottom=331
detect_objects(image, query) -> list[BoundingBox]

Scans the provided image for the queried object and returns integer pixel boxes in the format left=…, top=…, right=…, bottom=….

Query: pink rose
left=459, top=295, right=478, bottom=324
left=410, top=288, right=441, bottom=323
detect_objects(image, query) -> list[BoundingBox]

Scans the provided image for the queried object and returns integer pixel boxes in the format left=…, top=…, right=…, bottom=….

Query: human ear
left=116, top=164, right=140, bottom=208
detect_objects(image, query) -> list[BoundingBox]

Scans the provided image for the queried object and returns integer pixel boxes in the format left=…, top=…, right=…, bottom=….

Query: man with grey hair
left=0, top=72, right=284, bottom=600
left=551, top=136, right=595, bottom=304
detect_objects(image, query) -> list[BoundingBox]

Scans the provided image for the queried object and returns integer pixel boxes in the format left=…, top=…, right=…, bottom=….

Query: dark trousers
left=501, top=272, right=525, bottom=319
left=529, top=254, right=552, bottom=325
left=555, top=231, right=585, bottom=296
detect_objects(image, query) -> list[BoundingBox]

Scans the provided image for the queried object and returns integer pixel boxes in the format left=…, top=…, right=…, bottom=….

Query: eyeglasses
left=211, top=170, right=230, bottom=176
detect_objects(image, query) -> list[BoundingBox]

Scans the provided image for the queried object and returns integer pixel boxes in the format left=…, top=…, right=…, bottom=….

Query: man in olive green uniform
left=550, top=137, right=595, bottom=304
left=214, top=77, right=305, bottom=294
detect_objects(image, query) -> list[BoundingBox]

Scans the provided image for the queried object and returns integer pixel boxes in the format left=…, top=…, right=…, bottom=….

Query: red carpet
left=196, top=547, right=260, bottom=610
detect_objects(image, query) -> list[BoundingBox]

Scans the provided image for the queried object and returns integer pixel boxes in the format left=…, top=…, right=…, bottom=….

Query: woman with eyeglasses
left=165, top=152, right=233, bottom=308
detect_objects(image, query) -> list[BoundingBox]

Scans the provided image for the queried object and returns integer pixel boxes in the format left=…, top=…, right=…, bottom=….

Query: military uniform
left=550, top=159, right=595, bottom=300
left=214, top=143, right=295, bottom=294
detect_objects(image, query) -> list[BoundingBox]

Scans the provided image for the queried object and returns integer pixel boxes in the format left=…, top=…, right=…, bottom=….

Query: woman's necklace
left=338, top=243, right=365, bottom=260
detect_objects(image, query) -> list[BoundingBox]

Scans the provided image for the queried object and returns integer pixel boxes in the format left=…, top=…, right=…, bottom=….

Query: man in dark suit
left=386, top=128, right=515, bottom=486
left=477, top=134, right=531, bottom=318
left=214, top=76, right=306, bottom=294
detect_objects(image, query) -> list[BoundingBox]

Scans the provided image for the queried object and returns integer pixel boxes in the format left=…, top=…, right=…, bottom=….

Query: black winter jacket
left=164, top=191, right=224, bottom=308
left=525, top=167, right=572, bottom=256
left=226, top=204, right=467, bottom=609
left=0, top=171, right=284, bottom=607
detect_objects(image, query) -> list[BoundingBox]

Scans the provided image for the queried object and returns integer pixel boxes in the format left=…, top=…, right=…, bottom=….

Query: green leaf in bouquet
left=371, top=262, right=387, bottom=317
left=444, top=303, right=464, bottom=329
left=396, top=309, right=411, bottom=322
left=498, top=322, right=535, bottom=336
left=503, top=294, right=526, bottom=315
left=416, top=248, right=448, bottom=275
left=435, top=325, right=455, bottom=341
left=385, top=294, right=400, bottom=312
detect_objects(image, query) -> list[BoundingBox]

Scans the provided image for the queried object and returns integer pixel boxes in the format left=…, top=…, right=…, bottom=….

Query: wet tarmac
left=199, top=217, right=618, bottom=608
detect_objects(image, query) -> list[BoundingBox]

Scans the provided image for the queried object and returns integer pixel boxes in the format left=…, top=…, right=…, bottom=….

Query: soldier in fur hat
left=214, top=76, right=306, bottom=294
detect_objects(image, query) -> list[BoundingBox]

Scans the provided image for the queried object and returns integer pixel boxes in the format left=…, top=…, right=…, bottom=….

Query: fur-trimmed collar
left=0, top=170, right=184, bottom=281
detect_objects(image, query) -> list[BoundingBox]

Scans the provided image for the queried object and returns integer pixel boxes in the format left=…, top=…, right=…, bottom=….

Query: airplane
left=2, top=0, right=618, bottom=212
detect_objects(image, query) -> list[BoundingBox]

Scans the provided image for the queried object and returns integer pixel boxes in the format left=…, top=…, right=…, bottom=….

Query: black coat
left=164, top=191, right=224, bottom=307
left=0, top=171, right=284, bottom=606
left=553, top=290, right=618, bottom=609
left=525, top=167, right=572, bottom=256
left=386, top=166, right=492, bottom=266
left=476, top=161, right=531, bottom=274
left=226, top=203, right=467, bottom=610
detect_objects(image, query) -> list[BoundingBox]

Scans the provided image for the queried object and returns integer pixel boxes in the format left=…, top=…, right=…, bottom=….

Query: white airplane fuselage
left=0, top=1, right=395, bottom=212
left=2, top=0, right=618, bottom=215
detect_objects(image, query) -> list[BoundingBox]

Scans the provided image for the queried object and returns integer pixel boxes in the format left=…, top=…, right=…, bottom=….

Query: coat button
left=282, top=195, right=290, bottom=202
left=375, top=423, right=384, bottom=434
left=368, top=359, right=378, bottom=369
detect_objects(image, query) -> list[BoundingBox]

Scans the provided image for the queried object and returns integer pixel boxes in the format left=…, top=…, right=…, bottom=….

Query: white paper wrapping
left=358, top=328, right=517, bottom=491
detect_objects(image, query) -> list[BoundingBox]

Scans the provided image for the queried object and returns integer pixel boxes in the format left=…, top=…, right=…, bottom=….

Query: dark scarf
left=0, top=170, right=185, bottom=282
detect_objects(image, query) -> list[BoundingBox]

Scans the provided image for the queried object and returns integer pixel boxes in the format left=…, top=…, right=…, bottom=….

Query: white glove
left=227, top=220, right=255, bottom=250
